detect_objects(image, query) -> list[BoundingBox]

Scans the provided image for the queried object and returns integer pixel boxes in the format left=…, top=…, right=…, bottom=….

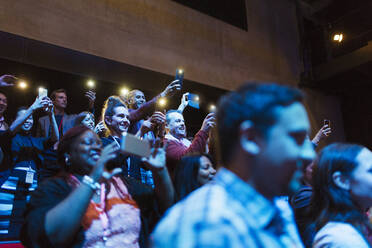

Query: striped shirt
left=152, top=168, right=304, bottom=248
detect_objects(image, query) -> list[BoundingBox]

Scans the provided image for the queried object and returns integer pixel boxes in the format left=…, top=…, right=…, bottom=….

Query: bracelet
left=82, top=175, right=101, bottom=193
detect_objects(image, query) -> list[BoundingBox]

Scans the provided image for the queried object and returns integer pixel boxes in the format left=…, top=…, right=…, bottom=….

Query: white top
left=313, top=222, right=370, bottom=248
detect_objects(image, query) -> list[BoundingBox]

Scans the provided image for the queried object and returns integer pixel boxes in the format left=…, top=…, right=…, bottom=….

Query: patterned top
left=152, top=168, right=304, bottom=248
left=68, top=175, right=141, bottom=248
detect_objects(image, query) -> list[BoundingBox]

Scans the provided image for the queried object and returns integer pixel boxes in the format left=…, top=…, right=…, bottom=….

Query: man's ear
left=105, top=116, right=112, bottom=127
left=239, top=120, right=260, bottom=155
left=332, top=171, right=350, bottom=190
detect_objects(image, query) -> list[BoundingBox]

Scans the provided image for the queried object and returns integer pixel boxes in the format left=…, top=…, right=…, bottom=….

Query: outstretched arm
left=9, top=97, right=50, bottom=134
left=129, top=80, right=181, bottom=123
left=47, top=104, right=59, bottom=143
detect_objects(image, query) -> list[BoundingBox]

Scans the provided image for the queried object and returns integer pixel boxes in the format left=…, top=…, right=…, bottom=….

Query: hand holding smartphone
left=120, top=133, right=151, bottom=158
left=187, top=93, right=200, bottom=109
left=324, top=119, right=331, bottom=128
left=38, top=88, right=49, bottom=112
left=175, top=69, right=184, bottom=88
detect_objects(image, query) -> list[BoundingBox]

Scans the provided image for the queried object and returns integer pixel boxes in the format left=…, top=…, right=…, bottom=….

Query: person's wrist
left=82, top=175, right=100, bottom=191
left=30, top=104, right=38, bottom=112
left=150, top=165, right=166, bottom=174
left=160, top=91, right=166, bottom=98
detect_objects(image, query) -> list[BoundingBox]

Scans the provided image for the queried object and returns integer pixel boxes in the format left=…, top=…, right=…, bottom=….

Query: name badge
left=25, top=170, right=34, bottom=184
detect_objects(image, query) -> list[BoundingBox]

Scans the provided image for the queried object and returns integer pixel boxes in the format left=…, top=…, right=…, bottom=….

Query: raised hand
left=140, top=119, right=154, bottom=135
left=178, top=92, right=189, bottom=113
left=161, top=79, right=181, bottom=97
left=150, top=111, right=166, bottom=125
left=94, top=121, right=107, bottom=134
left=0, top=74, right=17, bottom=87
left=201, top=113, right=216, bottom=132
left=312, top=124, right=332, bottom=145
left=91, top=142, right=119, bottom=181
left=31, top=96, right=51, bottom=111
left=141, top=139, right=166, bottom=172
left=84, top=90, right=96, bottom=106
left=181, top=92, right=189, bottom=106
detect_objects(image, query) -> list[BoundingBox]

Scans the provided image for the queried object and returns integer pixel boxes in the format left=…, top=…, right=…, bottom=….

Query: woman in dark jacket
left=21, top=125, right=174, bottom=248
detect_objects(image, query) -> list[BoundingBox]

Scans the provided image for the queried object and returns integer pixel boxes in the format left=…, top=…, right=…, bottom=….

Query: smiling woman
left=0, top=96, right=59, bottom=239
left=20, top=125, right=175, bottom=247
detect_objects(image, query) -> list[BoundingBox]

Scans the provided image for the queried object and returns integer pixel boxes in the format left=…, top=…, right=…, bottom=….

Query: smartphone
left=324, top=119, right=331, bottom=128
left=86, top=80, right=95, bottom=89
left=38, top=87, right=48, bottom=99
left=120, top=133, right=151, bottom=158
left=175, top=69, right=184, bottom=87
left=188, top=93, right=199, bottom=109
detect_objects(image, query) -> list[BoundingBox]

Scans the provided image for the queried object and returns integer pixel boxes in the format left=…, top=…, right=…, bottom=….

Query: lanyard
left=110, top=136, right=120, bottom=147
left=58, top=115, right=64, bottom=133
left=95, top=183, right=110, bottom=242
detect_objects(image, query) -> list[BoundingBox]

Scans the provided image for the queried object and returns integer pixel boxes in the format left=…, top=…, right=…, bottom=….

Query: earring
left=65, top=156, right=71, bottom=166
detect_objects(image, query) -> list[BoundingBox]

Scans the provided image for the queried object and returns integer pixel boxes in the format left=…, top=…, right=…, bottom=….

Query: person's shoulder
left=38, top=176, right=69, bottom=191
left=156, top=183, right=230, bottom=228
left=152, top=183, right=252, bottom=248
left=313, top=222, right=369, bottom=248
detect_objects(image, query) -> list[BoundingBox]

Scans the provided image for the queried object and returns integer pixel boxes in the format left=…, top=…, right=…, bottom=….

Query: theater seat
left=0, top=241, right=24, bottom=248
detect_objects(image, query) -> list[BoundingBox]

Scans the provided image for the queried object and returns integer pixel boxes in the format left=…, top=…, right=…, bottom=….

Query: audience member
left=21, top=125, right=174, bottom=247
left=174, top=154, right=216, bottom=202
left=152, top=82, right=315, bottom=247
left=309, top=143, right=372, bottom=247
left=124, top=80, right=181, bottom=135
left=164, top=110, right=215, bottom=180
left=0, top=75, right=18, bottom=185
left=290, top=124, right=332, bottom=246
left=37, top=89, right=96, bottom=138
left=100, top=96, right=135, bottom=176
left=74, top=111, right=95, bottom=130
left=0, top=96, right=57, bottom=239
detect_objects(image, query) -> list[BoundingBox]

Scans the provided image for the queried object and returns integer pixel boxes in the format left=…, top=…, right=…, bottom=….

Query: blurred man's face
left=167, top=112, right=186, bottom=139
left=53, top=92, right=67, bottom=109
left=254, top=103, right=315, bottom=197
left=0, top=93, right=7, bottom=115
left=130, top=91, right=146, bottom=109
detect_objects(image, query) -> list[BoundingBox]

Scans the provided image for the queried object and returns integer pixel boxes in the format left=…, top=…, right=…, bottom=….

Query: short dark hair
left=101, top=96, right=127, bottom=135
left=217, top=82, right=303, bottom=165
left=165, top=109, right=182, bottom=124
left=50, top=89, right=67, bottom=101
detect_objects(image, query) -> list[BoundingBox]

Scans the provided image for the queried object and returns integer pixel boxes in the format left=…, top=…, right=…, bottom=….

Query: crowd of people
left=0, top=73, right=371, bottom=248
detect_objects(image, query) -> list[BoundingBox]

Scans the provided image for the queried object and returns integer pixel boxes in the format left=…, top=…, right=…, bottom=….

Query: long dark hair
left=174, top=154, right=214, bottom=202
left=74, top=111, right=94, bottom=127
left=309, top=143, right=371, bottom=240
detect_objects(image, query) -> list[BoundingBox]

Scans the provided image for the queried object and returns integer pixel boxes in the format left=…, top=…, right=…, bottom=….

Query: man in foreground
left=152, top=82, right=315, bottom=247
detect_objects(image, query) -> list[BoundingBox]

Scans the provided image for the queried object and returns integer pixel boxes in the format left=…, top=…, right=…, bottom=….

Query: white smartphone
left=38, top=87, right=48, bottom=99
left=120, top=133, right=151, bottom=158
